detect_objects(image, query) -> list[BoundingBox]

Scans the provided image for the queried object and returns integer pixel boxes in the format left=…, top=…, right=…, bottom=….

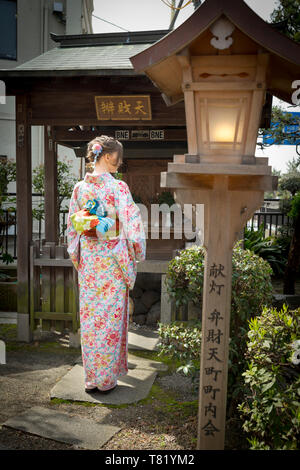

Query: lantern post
left=130, top=0, right=300, bottom=450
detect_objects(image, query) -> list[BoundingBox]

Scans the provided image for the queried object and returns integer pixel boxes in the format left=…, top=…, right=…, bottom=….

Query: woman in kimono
left=66, top=135, right=146, bottom=393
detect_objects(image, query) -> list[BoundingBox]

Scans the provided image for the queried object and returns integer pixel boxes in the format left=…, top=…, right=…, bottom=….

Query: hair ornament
left=92, top=143, right=103, bottom=164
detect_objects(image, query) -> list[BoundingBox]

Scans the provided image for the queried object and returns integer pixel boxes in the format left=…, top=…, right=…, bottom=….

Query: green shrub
left=288, top=191, right=300, bottom=221
left=238, top=305, right=300, bottom=450
left=158, top=243, right=273, bottom=411
left=164, top=242, right=273, bottom=336
left=244, top=224, right=287, bottom=276
left=32, top=161, right=79, bottom=237
left=157, top=320, right=202, bottom=388
left=0, top=159, right=16, bottom=263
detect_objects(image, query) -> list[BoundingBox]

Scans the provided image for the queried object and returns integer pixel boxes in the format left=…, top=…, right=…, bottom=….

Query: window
left=0, top=0, right=17, bottom=60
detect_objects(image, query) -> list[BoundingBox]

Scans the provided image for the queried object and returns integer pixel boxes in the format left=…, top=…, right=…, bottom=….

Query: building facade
left=0, top=0, right=94, bottom=235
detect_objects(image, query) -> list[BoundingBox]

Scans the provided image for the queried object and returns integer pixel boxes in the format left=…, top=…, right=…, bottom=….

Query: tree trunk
left=283, top=213, right=300, bottom=295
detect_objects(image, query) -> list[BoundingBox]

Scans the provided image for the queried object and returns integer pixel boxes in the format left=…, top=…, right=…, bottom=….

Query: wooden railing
left=29, top=239, right=79, bottom=333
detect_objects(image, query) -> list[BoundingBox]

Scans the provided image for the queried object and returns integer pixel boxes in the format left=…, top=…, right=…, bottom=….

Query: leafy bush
left=158, top=243, right=273, bottom=410
left=149, top=191, right=176, bottom=206
left=279, top=157, right=300, bottom=197
left=0, top=158, right=16, bottom=210
left=0, top=159, right=16, bottom=263
left=164, top=243, right=273, bottom=334
left=244, top=224, right=287, bottom=276
left=157, top=320, right=202, bottom=388
left=32, top=160, right=79, bottom=237
left=288, top=191, right=300, bottom=221
left=280, top=174, right=300, bottom=197
left=238, top=305, right=300, bottom=450
left=131, top=193, right=143, bottom=204
left=157, top=191, right=176, bottom=207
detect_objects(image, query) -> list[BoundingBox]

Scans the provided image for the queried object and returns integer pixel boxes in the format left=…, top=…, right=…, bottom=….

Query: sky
left=92, top=0, right=300, bottom=174
left=92, top=0, right=277, bottom=34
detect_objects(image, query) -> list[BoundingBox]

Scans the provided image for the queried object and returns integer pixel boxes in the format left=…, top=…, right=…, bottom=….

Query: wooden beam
left=34, top=312, right=74, bottom=321
left=167, top=162, right=272, bottom=176
left=27, top=89, right=187, bottom=127
left=182, top=82, right=266, bottom=91
left=161, top=171, right=214, bottom=189
left=44, top=126, right=58, bottom=243
left=52, top=127, right=187, bottom=142
left=29, top=118, right=187, bottom=127
left=33, top=258, right=73, bottom=267
left=244, top=54, right=270, bottom=156
left=16, top=94, right=32, bottom=342
left=161, top=171, right=276, bottom=191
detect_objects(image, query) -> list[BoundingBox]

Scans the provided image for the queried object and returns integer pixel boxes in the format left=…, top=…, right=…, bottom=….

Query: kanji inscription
left=200, top=261, right=227, bottom=438
left=95, top=95, right=152, bottom=120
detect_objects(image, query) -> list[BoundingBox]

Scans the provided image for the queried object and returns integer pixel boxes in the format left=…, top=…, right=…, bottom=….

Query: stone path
left=128, top=326, right=161, bottom=351
left=51, top=351, right=167, bottom=405
left=2, top=326, right=168, bottom=449
left=3, top=406, right=121, bottom=450
left=50, top=328, right=166, bottom=405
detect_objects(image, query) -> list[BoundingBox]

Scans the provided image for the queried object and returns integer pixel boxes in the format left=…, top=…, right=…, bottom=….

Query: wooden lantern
left=180, top=51, right=269, bottom=164
left=130, top=0, right=300, bottom=450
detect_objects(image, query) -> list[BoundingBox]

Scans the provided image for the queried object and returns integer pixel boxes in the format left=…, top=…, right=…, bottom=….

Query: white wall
left=0, top=0, right=67, bottom=70
left=0, top=96, right=15, bottom=165
left=66, top=0, right=82, bottom=35
left=66, top=0, right=94, bottom=35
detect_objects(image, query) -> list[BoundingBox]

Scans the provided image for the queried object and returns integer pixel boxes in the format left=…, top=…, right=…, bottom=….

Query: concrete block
left=3, top=406, right=121, bottom=450
left=50, top=364, right=157, bottom=405
left=17, top=314, right=33, bottom=343
left=69, top=329, right=81, bottom=349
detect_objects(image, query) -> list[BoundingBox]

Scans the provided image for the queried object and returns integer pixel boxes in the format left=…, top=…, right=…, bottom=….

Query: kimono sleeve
left=115, top=180, right=146, bottom=262
left=66, top=182, right=82, bottom=270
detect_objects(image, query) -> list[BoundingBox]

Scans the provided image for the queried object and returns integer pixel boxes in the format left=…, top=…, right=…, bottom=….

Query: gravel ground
left=0, top=324, right=207, bottom=451
left=156, top=374, right=198, bottom=402
left=0, top=278, right=295, bottom=451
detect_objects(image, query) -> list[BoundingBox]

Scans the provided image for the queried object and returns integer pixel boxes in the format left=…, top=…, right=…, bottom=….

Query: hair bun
left=86, top=135, right=123, bottom=167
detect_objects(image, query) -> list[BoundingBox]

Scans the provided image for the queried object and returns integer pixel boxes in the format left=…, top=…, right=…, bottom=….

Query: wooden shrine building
left=0, top=20, right=280, bottom=341
left=0, top=29, right=191, bottom=341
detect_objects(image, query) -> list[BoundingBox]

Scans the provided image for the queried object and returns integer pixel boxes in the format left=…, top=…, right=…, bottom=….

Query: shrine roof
left=0, top=30, right=170, bottom=78
left=129, top=0, right=300, bottom=105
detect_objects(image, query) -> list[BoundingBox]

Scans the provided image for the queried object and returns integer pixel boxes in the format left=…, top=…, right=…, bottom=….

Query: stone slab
left=128, top=327, right=161, bottom=351
left=0, top=312, right=17, bottom=325
left=137, top=259, right=169, bottom=273
left=0, top=312, right=17, bottom=318
left=0, top=318, right=17, bottom=325
left=2, top=406, right=121, bottom=450
left=50, top=364, right=157, bottom=405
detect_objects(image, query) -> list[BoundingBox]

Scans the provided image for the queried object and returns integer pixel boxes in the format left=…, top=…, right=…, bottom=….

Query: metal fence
left=246, top=212, right=292, bottom=237
left=245, top=198, right=293, bottom=237
left=0, top=197, right=293, bottom=261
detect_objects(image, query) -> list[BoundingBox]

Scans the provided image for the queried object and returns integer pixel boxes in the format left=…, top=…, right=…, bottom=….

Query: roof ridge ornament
left=209, top=17, right=235, bottom=50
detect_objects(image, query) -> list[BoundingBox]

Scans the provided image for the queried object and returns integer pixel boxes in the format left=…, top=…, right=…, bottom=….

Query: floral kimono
left=66, top=171, right=146, bottom=391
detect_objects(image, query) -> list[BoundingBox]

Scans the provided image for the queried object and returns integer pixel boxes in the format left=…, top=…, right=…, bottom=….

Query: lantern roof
left=129, top=0, right=300, bottom=105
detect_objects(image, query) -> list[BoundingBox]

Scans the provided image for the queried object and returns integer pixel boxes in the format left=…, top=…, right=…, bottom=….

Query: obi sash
left=68, top=196, right=140, bottom=290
